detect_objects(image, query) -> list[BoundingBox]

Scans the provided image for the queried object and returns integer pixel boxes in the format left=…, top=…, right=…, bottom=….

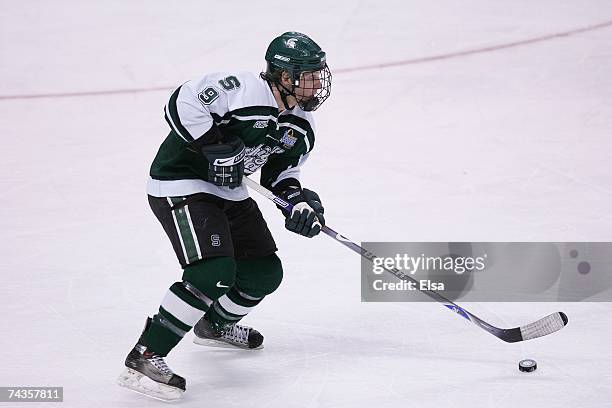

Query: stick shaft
left=243, top=176, right=567, bottom=343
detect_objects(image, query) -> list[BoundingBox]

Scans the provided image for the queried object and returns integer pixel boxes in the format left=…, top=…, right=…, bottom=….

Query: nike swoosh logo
left=216, top=281, right=229, bottom=288
left=216, top=158, right=234, bottom=165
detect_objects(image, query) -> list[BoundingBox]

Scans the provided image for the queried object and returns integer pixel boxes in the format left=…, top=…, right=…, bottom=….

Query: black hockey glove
left=200, top=135, right=245, bottom=189
left=278, top=186, right=325, bottom=238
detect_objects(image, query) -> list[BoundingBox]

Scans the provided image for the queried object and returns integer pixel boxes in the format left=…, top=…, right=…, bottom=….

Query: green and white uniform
left=147, top=71, right=316, bottom=200
left=119, top=33, right=330, bottom=402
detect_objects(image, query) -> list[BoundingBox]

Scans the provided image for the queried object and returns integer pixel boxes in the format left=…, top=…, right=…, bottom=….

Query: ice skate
left=193, top=317, right=264, bottom=350
left=117, top=343, right=186, bottom=402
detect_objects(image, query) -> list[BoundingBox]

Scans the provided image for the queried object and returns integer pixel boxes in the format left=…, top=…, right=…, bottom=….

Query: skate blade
left=117, top=368, right=184, bottom=402
left=193, top=336, right=263, bottom=350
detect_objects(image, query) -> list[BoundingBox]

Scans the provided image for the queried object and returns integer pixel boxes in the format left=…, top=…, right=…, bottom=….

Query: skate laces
left=222, top=324, right=250, bottom=345
left=148, top=354, right=173, bottom=376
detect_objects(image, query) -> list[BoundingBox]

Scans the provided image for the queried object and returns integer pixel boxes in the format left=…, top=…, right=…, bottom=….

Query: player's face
left=295, top=70, right=322, bottom=101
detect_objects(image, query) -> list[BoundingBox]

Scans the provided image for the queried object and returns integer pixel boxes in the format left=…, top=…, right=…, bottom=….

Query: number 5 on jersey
left=198, top=76, right=241, bottom=106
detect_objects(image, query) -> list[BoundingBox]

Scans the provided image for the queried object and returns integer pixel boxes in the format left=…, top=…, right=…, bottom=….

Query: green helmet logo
left=263, top=32, right=331, bottom=111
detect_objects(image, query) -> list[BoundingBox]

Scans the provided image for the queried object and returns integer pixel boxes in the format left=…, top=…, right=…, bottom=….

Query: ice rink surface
left=1, top=1, right=612, bottom=407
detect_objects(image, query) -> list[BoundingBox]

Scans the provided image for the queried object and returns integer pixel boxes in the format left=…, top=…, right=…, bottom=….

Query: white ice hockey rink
left=1, top=1, right=611, bottom=407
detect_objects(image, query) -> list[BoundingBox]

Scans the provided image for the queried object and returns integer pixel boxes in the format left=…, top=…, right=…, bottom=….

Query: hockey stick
left=244, top=177, right=568, bottom=343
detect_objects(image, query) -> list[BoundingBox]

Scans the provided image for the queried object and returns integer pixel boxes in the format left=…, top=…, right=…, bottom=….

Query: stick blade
left=519, top=311, right=568, bottom=341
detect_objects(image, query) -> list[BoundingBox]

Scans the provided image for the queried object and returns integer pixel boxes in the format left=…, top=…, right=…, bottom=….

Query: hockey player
left=117, top=31, right=331, bottom=401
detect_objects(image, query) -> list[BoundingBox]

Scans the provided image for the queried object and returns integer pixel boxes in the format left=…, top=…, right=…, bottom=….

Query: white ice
left=1, top=1, right=612, bottom=407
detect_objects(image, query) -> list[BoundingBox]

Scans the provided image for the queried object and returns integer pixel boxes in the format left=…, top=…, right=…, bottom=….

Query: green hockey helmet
left=263, top=31, right=331, bottom=111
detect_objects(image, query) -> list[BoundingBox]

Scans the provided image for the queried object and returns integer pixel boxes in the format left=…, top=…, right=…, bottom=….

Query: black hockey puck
left=519, top=359, right=537, bottom=372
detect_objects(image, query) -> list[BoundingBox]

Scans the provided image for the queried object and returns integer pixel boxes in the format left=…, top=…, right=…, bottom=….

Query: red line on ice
left=1, top=20, right=611, bottom=101
left=335, top=19, right=612, bottom=73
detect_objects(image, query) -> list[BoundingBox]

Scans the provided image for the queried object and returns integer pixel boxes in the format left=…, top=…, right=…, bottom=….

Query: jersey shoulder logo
left=280, top=129, right=298, bottom=149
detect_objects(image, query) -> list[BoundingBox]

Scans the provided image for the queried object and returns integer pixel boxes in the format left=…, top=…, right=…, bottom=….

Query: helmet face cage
left=292, top=64, right=332, bottom=112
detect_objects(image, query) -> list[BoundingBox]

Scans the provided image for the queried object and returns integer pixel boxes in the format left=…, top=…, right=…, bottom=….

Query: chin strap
left=279, top=89, right=292, bottom=111
left=262, top=74, right=296, bottom=111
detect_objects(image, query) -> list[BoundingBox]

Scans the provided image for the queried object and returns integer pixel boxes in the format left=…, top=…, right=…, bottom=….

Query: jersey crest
left=243, top=144, right=285, bottom=174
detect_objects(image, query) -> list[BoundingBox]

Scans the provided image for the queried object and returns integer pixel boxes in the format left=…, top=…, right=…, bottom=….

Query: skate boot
left=117, top=319, right=186, bottom=401
left=193, top=317, right=264, bottom=350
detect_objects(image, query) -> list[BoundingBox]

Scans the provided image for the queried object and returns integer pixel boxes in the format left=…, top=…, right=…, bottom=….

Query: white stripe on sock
left=218, top=295, right=254, bottom=316
left=161, top=290, right=205, bottom=327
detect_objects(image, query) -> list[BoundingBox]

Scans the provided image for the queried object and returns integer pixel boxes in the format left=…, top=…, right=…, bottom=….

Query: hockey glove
left=279, top=186, right=325, bottom=238
left=200, top=135, right=246, bottom=189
